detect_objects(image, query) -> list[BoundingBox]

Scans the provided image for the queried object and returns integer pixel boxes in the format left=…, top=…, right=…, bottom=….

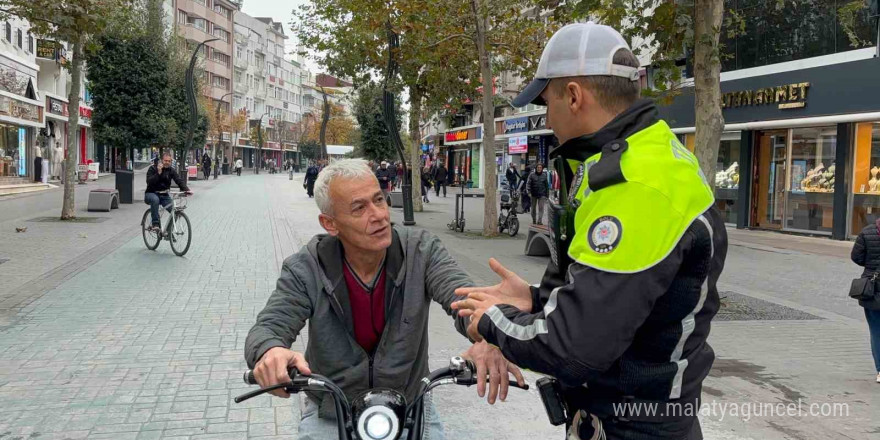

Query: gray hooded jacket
left=244, top=226, right=472, bottom=418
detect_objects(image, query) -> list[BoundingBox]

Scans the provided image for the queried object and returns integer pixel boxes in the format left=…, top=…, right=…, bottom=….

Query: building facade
left=658, top=0, right=879, bottom=240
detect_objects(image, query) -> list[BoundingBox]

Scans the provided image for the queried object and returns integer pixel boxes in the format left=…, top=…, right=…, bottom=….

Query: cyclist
left=145, top=151, right=193, bottom=232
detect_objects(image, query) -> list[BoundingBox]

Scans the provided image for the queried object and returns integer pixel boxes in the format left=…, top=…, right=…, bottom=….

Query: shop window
left=714, top=132, right=741, bottom=224
left=851, top=123, right=880, bottom=234
left=785, top=126, right=836, bottom=232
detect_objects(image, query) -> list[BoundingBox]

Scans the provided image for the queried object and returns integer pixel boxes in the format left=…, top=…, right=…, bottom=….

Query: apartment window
left=193, top=0, right=206, bottom=5
left=178, top=10, right=187, bottom=25
left=214, top=5, right=229, bottom=19
left=268, top=85, right=274, bottom=97
left=27, top=34, right=33, bottom=53
left=213, top=27, right=228, bottom=42
left=4, top=22, right=10, bottom=42
left=212, top=51, right=230, bottom=67
left=212, top=75, right=230, bottom=90
left=187, top=16, right=206, bottom=32
left=233, top=95, right=242, bottom=109
left=16, top=29, right=22, bottom=49
left=235, top=45, right=243, bottom=61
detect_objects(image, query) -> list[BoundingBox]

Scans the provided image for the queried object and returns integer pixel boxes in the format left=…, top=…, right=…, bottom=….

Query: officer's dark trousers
left=599, top=417, right=702, bottom=440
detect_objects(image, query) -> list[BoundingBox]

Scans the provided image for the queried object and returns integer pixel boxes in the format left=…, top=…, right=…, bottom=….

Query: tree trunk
left=320, top=88, right=329, bottom=159
left=693, top=0, right=725, bottom=188
left=472, top=0, right=498, bottom=236
left=408, top=86, right=423, bottom=212
left=61, top=40, right=84, bottom=220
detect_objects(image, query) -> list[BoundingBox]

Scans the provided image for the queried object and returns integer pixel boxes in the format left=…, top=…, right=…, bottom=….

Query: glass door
left=753, top=130, right=788, bottom=230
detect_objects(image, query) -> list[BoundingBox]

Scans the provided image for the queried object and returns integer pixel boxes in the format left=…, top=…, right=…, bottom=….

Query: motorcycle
left=236, top=356, right=529, bottom=440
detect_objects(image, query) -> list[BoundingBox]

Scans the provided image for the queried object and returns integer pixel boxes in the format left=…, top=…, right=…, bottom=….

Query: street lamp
left=382, top=22, right=415, bottom=225
left=214, top=92, right=233, bottom=179
left=185, top=37, right=219, bottom=179
left=254, top=112, right=269, bottom=175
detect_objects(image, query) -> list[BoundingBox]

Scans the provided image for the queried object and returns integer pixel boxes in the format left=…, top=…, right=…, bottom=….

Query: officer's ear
left=569, top=80, right=596, bottom=114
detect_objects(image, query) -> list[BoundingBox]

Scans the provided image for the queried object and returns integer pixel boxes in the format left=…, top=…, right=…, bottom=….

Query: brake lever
left=234, top=382, right=298, bottom=403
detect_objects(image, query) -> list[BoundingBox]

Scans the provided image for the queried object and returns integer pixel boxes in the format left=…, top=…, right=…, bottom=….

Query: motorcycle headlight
left=352, top=389, right=406, bottom=440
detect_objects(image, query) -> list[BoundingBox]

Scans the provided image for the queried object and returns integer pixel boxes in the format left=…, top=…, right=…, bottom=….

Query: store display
left=800, top=163, right=836, bottom=192
left=715, top=162, right=739, bottom=189
left=865, top=165, right=880, bottom=194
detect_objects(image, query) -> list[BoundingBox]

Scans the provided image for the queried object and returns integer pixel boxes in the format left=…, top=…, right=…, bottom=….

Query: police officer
left=453, top=23, right=727, bottom=439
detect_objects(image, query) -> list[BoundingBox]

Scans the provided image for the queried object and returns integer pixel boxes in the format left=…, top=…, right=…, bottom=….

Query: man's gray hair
left=314, top=158, right=377, bottom=214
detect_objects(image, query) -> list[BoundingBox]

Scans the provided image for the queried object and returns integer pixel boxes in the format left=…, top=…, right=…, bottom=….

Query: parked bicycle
left=237, top=356, right=528, bottom=440
left=141, top=192, right=192, bottom=256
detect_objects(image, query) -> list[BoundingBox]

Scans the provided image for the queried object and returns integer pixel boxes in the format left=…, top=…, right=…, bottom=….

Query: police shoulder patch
left=588, top=216, right=622, bottom=254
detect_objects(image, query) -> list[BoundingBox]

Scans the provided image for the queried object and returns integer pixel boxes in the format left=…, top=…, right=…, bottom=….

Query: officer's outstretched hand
left=453, top=258, right=532, bottom=314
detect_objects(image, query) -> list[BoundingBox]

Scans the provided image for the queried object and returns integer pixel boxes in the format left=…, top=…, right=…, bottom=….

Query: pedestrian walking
left=304, top=162, right=319, bottom=198
left=201, top=152, right=211, bottom=180
left=520, top=164, right=532, bottom=213
left=850, top=219, right=880, bottom=383
left=235, top=158, right=243, bottom=176
left=421, top=166, right=432, bottom=203
left=505, top=162, right=519, bottom=190
left=432, top=161, right=448, bottom=197
left=376, top=161, right=393, bottom=204
left=527, top=163, right=549, bottom=225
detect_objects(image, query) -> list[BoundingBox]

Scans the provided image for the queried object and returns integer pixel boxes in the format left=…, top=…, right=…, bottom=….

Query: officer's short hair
left=550, top=48, right=640, bottom=114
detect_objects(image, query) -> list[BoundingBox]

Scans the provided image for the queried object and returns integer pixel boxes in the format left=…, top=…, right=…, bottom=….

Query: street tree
left=305, top=103, right=356, bottom=146
left=353, top=82, right=401, bottom=162
left=0, top=0, right=137, bottom=219
left=567, top=0, right=727, bottom=186
left=299, top=139, right=321, bottom=162
left=295, top=0, right=555, bottom=234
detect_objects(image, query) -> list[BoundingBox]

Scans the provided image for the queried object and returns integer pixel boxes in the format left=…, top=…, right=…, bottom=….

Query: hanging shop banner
left=508, top=135, right=528, bottom=154
left=503, top=117, right=528, bottom=134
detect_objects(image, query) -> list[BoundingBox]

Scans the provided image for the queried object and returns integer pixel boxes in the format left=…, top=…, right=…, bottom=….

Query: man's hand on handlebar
left=184, top=191, right=193, bottom=196
left=461, top=341, right=525, bottom=405
left=253, top=347, right=311, bottom=398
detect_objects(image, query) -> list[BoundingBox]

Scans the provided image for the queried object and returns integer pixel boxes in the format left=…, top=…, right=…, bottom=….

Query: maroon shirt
left=342, top=260, right=387, bottom=354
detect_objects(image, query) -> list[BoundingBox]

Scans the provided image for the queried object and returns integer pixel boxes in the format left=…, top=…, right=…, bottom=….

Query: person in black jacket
left=375, top=161, right=393, bottom=203
left=520, top=164, right=532, bottom=213
left=202, top=153, right=211, bottom=180
left=145, top=152, right=192, bottom=231
left=433, top=162, right=448, bottom=197
left=505, top=163, right=519, bottom=190
left=526, top=163, right=550, bottom=225
left=850, top=219, right=880, bottom=383
left=304, top=162, right=319, bottom=198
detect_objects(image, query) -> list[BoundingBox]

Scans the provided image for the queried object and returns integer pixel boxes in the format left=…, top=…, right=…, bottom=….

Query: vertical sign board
left=18, top=128, right=26, bottom=176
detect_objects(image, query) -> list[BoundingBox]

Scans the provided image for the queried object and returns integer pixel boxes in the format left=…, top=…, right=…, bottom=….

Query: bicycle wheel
left=508, top=217, right=520, bottom=237
left=169, top=211, right=192, bottom=257
left=141, top=210, right=160, bottom=250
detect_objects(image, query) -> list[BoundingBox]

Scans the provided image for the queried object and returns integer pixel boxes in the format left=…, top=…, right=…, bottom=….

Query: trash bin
left=222, top=163, right=229, bottom=175
left=115, top=169, right=134, bottom=204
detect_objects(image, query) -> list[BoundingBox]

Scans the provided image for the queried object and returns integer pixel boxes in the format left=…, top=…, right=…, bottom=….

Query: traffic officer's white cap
left=512, top=22, right=640, bottom=108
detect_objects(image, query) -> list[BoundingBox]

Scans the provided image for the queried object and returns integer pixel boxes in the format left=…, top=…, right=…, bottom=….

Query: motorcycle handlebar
left=243, top=368, right=299, bottom=386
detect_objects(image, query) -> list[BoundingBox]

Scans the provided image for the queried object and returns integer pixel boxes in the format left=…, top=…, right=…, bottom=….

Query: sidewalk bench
left=87, top=189, right=120, bottom=212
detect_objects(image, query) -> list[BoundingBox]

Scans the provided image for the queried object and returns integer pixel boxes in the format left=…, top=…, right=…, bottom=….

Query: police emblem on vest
left=588, top=216, right=622, bottom=254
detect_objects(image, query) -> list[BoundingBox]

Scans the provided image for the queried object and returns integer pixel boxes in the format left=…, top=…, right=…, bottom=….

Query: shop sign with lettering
left=445, top=130, right=469, bottom=142
left=529, top=115, right=547, bottom=131
left=508, top=135, right=528, bottom=154
left=721, top=82, right=810, bottom=110
left=503, top=117, right=528, bottom=134
left=0, top=95, right=42, bottom=123
left=47, top=97, right=68, bottom=116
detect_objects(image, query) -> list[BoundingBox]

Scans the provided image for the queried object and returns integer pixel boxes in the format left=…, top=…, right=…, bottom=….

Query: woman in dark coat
left=304, top=162, right=319, bottom=198
left=519, top=164, right=532, bottom=213
left=850, top=219, right=880, bottom=383
left=201, top=153, right=211, bottom=180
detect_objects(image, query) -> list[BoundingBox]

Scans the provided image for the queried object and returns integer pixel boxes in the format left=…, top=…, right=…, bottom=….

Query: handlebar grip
left=242, top=368, right=300, bottom=386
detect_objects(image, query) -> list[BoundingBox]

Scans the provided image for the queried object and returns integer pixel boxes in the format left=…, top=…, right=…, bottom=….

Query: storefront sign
left=47, top=97, right=68, bottom=116
left=445, top=130, right=469, bottom=142
left=503, top=117, right=528, bottom=134
left=17, top=128, right=26, bottom=176
left=0, top=95, right=42, bottom=123
left=36, top=39, right=59, bottom=60
left=79, top=107, right=92, bottom=125
left=721, top=82, right=810, bottom=110
left=529, top=115, right=547, bottom=131
left=508, top=135, right=528, bottom=154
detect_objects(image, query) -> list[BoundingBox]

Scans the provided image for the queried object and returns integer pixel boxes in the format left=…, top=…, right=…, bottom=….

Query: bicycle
left=141, top=192, right=192, bottom=257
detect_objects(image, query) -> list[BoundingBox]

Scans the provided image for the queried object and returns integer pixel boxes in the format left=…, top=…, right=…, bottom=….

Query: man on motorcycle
left=245, top=158, right=524, bottom=439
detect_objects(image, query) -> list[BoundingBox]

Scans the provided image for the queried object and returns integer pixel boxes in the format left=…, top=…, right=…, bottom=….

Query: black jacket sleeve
left=852, top=233, right=867, bottom=267
left=146, top=165, right=161, bottom=187
left=478, top=243, right=685, bottom=386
